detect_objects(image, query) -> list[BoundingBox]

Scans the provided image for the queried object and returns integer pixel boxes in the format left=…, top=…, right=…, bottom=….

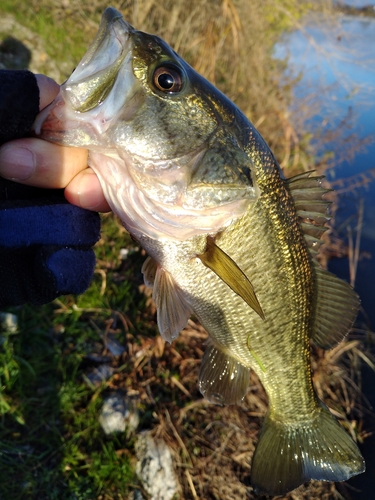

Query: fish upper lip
left=102, top=7, right=125, bottom=26
left=33, top=8, right=136, bottom=140
left=78, top=7, right=134, bottom=68
left=66, top=8, right=134, bottom=92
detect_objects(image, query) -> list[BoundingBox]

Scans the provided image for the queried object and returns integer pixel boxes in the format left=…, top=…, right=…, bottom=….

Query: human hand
left=0, top=70, right=104, bottom=307
left=0, top=73, right=110, bottom=211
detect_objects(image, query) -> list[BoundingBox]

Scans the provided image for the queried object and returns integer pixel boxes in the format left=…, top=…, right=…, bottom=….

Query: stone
left=135, top=431, right=179, bottom=500
left=99, top=391, right=139, bottom=436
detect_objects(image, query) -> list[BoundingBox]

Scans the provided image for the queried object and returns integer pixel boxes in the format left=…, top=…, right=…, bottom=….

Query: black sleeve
left=0, top=69, right=39, bottom=145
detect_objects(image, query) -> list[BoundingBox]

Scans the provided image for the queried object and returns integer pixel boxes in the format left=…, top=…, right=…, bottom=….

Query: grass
left=0, top=1, right=371, bottom=499
left=0, top=0, right=96, bottom=75
left=0, top=217, right=139, bottom=499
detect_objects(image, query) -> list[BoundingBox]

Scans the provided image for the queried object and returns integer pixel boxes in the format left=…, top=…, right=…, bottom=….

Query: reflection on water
left=276, top=11, right=375, bottom=310
left=276, top=6, right=375, bottom=499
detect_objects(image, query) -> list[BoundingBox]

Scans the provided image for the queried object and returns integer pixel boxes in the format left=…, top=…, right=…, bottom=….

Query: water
left=276, top=8, right=375, bottom=315
left=276, top=5, right=375, bottom=498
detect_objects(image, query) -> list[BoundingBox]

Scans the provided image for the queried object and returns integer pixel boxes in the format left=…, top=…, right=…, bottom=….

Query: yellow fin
left=198, top=237, right=265, bottom=320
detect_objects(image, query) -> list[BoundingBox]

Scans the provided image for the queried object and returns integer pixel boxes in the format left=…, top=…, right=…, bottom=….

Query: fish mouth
left=33, top=7, right=136, bottom=146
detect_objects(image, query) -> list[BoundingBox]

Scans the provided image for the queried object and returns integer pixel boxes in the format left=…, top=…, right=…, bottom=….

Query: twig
left=164, top=409, right=193, bottom=466
left=177, top=399, right=209, bottom=425
left=171, top=376, right=192, bottom=398
left=94, top=269, right=107, bottom=296
left=347, top=197, right=363, bottom=288
left=185, top=469, right=198, bottom=499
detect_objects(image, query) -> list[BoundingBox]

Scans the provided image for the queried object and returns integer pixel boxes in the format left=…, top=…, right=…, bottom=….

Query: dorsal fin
left=287, top=172, right=360, bottom=348
left=311, top=261, right=360, bottom=349
left=141, top=257, right=192, bottom=342
left=286, top=171, right=332, bottom=257
left=198, top=236, right=265, bottom=320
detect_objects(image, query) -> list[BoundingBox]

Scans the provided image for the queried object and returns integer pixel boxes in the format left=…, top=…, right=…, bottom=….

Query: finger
left=35, top=74, right=60, bottom=110
left=0, top=138, right=88, bottom=188
left=65, top=168, right=111, bottom=212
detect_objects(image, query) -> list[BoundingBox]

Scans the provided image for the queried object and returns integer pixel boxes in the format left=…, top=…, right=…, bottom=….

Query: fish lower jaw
left=89, top=151, right=250, bottom=243
left=39, top=119, right=101, bottom=147
left=35, top=101, right=108, bottom=148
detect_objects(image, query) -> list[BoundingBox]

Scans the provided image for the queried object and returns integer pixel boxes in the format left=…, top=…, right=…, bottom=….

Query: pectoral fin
left=198, top=237, right=265, bottom=320
left=141, top=255, right=157, bottom=288
left=141, top=257, right=192, bottom=343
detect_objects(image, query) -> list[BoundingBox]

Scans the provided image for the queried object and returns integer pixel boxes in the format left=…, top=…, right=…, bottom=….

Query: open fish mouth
left=34, top=7, right=136, bottom=146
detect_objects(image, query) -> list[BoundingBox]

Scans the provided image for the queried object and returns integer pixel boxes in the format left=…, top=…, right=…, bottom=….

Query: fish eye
left=152, top=64, right=185, bottom=94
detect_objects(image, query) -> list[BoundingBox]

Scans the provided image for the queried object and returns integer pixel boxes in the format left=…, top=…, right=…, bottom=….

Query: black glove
left=0, top=69, right=100, bottom=307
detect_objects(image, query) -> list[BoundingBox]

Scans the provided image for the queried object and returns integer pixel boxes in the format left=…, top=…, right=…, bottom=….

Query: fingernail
left=77, top=170, right=105, bottom=210
left=0, top=146, right=36, bottom=180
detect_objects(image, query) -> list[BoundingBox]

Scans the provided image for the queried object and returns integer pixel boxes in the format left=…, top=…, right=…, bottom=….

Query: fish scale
left=35, top=7, right=365, bottom=496
left=199, top=182, right=314, bottom=409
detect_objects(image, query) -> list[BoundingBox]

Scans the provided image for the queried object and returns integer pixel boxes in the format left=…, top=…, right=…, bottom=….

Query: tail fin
left=251, top=403, right=365, bottom=496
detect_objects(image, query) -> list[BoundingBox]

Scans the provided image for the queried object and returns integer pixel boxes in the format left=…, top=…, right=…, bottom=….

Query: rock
left=135, top=431, right=180, bottom=500
left=0, top=36, right=31, bottom=70
left=128, top=490, right=146, bottom=500
left=103, top=333, right=126, bottom=356
left=0, top=312, right=18, bottom=334
left=99, top=391, right=139, bottom=436
left=84, top=364, right=114, bottom=387
left=0, top=13, right=70, bottom=80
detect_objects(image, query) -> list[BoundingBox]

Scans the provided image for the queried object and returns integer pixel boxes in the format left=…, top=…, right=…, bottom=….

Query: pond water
left=275, top=4, right=375, bottom=498
left=276, top=10, right=375, bottom=294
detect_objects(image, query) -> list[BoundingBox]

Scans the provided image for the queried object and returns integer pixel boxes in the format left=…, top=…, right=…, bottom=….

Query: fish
left=34, top=7, right=365, bottom=495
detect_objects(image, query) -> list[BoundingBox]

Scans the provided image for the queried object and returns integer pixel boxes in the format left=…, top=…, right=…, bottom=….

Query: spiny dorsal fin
left=311, top=261, right=360, bottom=349
left=199, top=342, right=250, bottom=405
left=198, top=236, right=265, bottom=320
left=286, top=171, right=332, bottom=256
left=287, top=172, right=360, bottom=348
left=141, top=257, right=192, bottom=342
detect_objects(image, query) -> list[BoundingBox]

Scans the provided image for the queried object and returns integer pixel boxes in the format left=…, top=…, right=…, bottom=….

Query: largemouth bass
left=34, top=7, right=365, bottom=495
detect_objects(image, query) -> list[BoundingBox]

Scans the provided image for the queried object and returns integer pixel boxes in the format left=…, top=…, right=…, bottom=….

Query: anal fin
left=312, top=262, right=360, bottom=349
left=141, top=257, right=192, bottom=343
left=199, top=342, right=250, bottom=405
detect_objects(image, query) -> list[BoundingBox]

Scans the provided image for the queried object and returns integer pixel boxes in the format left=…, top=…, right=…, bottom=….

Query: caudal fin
left=251, top=403, right=365, bottom=496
